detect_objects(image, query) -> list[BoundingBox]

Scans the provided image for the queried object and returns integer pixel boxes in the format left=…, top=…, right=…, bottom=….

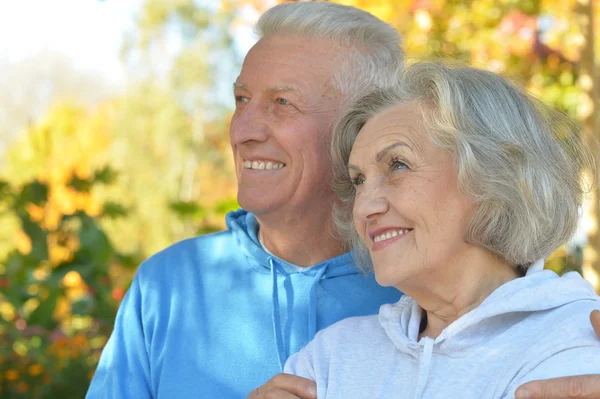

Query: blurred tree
left=1, top=102, right=110, bottom=259
left=117, top=0, right=241, bottom=245
left=100, top=82, right=237, bottom=255
left=576, top=0, right=600, bottom=289
left=0, top=53, right=115, bottom=161
left=2, top=1, right=244, bottom=261
left=0, top=101, right=141, bottom=398
left=0, top=174, right=137, bottom=398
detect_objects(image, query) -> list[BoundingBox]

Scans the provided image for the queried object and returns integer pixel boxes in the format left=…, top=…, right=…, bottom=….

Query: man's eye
left=235, top=95, right=249, bottom=103
left=276, top=98, right=289, bottom=105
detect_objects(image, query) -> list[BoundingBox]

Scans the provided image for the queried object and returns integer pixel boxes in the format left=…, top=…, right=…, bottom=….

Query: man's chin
left=237, top=192, right=286, bottom=217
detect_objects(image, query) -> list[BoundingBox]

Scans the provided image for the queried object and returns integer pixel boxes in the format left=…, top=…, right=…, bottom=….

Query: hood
left=380, top=270, right=598, bottom=355
left=226, top=208, right=359, bottom=278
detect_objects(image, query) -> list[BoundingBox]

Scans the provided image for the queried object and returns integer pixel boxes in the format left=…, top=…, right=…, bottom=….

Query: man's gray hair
left=256, top=2, right=403, bottom=105
left=332, top=61, right=599, bottom=270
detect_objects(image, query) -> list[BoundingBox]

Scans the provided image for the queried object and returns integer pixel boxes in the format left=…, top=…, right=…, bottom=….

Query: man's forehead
left=238, top=36, right=339, bottom=77
left=251, top=34, right=344, bottom=59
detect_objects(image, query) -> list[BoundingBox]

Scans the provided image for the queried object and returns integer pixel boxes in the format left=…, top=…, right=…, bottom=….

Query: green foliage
left=67, top=167, right=119, bottom=193
left=545, top=245, right=584, bottom=276
left=0, top=169, right=141, bottom=398
left=169, top=197, right=240, bottom=235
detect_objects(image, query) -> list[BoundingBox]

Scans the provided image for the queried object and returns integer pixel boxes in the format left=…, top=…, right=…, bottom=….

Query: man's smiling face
left=229, top=35, right=344, bottom=219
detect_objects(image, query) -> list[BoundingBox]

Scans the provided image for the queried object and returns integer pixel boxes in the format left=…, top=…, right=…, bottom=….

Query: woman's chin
left=373, top=268, right=405, bottom=289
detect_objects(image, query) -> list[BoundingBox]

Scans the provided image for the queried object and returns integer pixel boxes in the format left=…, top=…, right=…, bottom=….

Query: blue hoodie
left=86, top=209, right=401, bottom=398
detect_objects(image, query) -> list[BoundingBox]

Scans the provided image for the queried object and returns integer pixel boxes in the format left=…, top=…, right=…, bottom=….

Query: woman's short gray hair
left=332, top=61, right=599, bottom=270
left=256, top=2, right=403, bottom=104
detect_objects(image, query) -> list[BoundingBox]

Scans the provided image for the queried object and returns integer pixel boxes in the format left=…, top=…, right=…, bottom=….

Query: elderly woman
left=282, top=62, right=600, bottom=398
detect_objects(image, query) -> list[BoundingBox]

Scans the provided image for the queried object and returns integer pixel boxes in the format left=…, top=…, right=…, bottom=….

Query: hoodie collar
left=379, top=270, right=598, bottom=355
left=226, top=209, right=359, bottom=278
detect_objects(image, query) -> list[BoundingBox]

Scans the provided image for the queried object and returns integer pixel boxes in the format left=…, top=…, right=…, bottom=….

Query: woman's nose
left=353, top=183, right=389, bottom=223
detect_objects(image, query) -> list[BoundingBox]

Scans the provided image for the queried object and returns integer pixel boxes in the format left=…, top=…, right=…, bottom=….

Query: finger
left=516, top=375, right=600, bottom=399
left=268, top=374, right=317, bottom=399
left=253, top=374, right=316, bottom=399
left=254, top=387, right=308, bottom=399
left=590, top=310, right=600, bottom=338
left=247, top=385, right=262, bottom=398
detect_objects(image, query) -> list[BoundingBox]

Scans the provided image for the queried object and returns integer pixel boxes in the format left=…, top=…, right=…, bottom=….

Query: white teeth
left=373, top=229, right=410, bottom=243
left=243, top=159, right=285, bottom=170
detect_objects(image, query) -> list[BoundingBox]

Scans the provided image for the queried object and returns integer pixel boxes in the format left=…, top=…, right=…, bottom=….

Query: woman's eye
left=276, top=98, right=290, bottom=105
left=390, top=159, right=408, bottom=172
left=351, top=175, right=365, bottom=186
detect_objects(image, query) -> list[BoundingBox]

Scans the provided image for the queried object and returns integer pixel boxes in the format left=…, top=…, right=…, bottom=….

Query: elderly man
left=88, top=3, right=600, bottom=399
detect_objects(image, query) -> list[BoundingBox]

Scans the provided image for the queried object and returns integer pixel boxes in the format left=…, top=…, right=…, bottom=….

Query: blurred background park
left=0, top=0, right=598, bottom=397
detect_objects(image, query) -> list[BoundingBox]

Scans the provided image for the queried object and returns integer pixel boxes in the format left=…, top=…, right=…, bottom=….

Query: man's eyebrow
left=233, top=83, right=298, bottom=93
left=376, top=142, right=411, bottom=162
left=266, top=85, right=297, bottom=93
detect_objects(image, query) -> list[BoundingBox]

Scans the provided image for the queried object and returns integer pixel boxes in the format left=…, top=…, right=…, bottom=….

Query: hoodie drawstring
left=414, top=338, right=434, bottom=399
left=270, top=258, right=287, bottom=371
left=307, top=263, right=328, bottom=342
left=271, top=258, right=329, bottom=371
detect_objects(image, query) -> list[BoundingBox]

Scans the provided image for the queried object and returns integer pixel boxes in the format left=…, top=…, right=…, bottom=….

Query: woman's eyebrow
left=348, top=163, right=361, bottom=172
left=376, top=142, right=411, bottom=162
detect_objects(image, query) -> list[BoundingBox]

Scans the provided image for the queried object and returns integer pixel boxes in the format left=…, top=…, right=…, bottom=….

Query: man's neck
left=256, top=211, right=346, bottom=267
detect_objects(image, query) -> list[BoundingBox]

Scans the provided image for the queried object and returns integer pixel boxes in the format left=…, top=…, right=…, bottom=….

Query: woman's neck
left=405, top=250, right=520, bottom=341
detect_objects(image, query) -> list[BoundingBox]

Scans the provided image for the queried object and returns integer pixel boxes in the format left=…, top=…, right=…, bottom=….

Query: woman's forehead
left=352, top=103, right=425, bottom=154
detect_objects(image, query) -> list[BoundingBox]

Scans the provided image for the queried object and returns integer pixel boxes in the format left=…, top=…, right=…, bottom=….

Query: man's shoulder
left=157, top=229, right=235, bottom=257
left=137, top=229, right=242, bottom=278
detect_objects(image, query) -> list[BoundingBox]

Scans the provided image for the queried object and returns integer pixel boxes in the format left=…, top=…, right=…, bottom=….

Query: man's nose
left=354, top=182, right=389, bottom=223
left=229, top=102, right=270, bottom=145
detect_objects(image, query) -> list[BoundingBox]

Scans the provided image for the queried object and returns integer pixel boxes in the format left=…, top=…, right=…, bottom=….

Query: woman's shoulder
left=534, top=297, right=600, bottom=340
left=315, top=314, right=384, bottom=345
left=520, top=271, right=600, bottom=339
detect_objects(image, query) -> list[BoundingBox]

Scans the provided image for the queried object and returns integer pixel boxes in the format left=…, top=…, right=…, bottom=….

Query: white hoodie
left=284, top=270, right=600, bottom=398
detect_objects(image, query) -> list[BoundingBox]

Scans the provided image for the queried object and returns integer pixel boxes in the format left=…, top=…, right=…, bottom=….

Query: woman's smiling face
left=349, top=101, right=477, bottom=289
